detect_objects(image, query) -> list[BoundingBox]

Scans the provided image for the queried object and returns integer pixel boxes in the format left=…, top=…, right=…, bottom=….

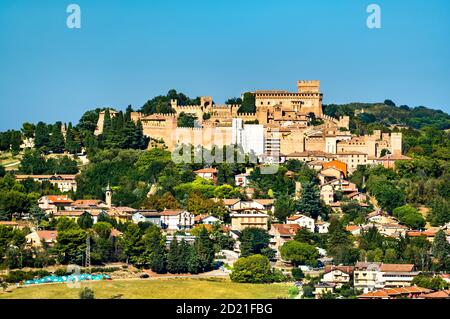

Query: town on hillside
left=0, top=81, right=449, bottom=300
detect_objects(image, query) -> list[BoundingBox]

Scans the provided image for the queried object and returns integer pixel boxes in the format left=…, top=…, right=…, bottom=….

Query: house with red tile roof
left=269, top=223, right=300, bottom=253
left=358, top=286, right=431, bottom=299
left=194, top=168, right=218, bottom=184
left=419, top=289, right=450, bottom=299
left=160, top=209, right=195, bottom=232
left=354, top=262, right=418, bottom=292
left=26, top=230, right=58, bottom=248
left=321, top=265, right=354, bottom=288
left=38, top=195, right=74, bottom=213
left=286, top=214, right=315, bottom=232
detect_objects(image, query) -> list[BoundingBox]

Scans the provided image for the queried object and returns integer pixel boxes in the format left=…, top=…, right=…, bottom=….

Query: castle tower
left=297, top=80, right=320, bottom=93
left=390, top=132, right=403, bottom=155
left=105, top=183, right=113, bottom=208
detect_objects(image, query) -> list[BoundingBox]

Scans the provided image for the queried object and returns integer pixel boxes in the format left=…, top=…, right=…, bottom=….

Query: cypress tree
left=194, top=227, right=215, bottom=272
left=49, top=122, right=65, bottom=153
left=167, top=237, right=179, bottom=273
left=34, top=122, right=50, bottom=149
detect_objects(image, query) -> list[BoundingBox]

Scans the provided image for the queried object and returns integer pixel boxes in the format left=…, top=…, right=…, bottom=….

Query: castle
left=95, top=80, right=402, bottom=172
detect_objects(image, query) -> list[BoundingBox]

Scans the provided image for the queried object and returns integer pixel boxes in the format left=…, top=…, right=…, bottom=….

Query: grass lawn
left=0, top=278, right=291, bottom=299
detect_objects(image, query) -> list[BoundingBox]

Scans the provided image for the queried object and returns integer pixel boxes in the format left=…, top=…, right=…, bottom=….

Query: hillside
left=323, top=101, right=450, bottom=132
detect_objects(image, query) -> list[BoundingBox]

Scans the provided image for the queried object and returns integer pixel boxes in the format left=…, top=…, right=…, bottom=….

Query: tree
left=65, top=123, right=81, bottom=154
left=326, top=218, right=358, bottom=265
left=370, top=182, right=405, bottom=213
left=77, top=213, right=94, bottom=229
left=230, top=254, right=272, bottom=283
left=296, top=182, right=326, bottom=220
left=240, top=227, right=271, bottom=257
left=393, top=205, right=425, bottom=229
left=0, top=190, right=33, bottom=220
left=274, top=195, right=295, bottom=222
left=21, top=122, right=35, bottom=139
left=237, top=92, right=256, bottom=114
left=92, top=222, right=113, bottom=239
left=49, top=122, right=65, bottom=153
left=34, top=122, right=50, bottom=149
left=19, top=149, right=47, bottom=174
left=384, top=99, right=396, bottom=107
left=294, top=227, right=317, bottom=245
left=194, top=227, right=215, bottom=272
left=79, top=287, right=95, bottom=299
left=428, top=198, right=450, bottom=226
left=131, top=120, right=149, bottom=149
left=185, top=246, right=200, bottom=274
left=431, top=230, right=450, bottom=270
left=177, top=112, right=197, bottom=128
left=143, top=225, right=167, bottom=273
left=55, top=228, right=87, bottom=264
left=167, top=237, right=180, bottom=273
left=280, top=241, right=319, bottom=267
left=122, top=223, right=145, bottom=264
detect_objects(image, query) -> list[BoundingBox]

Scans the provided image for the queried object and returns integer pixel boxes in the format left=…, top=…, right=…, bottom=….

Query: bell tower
left=105, top=183, right=113, bottom=208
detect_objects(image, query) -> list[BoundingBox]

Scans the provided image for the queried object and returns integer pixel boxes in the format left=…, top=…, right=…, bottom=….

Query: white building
left=232, top=118, right=264, bottom=156
left=235, top=173, right=250, bottom=187
left=353, top=262, right=418, bottom=293
left=160, top=209, right=195, bottom=231
left=286, top=214, right=315, bottom=233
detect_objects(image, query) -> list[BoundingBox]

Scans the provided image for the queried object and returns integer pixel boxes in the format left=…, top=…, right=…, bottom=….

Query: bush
left=271, top=269, right=288, bottom=282
left=288, top=286, right=300, bottom=299
left=54, top=268, right=69, bottom=276
left=79, top=287, right=95, bottom=299
left=291, top=268, right=305, bottom=281
left=393, top=205, right=426, bottom=229
left=4, top=271, right=34, bottom=283
left=230, top=255, right=273, bottom=283
left=90, top=267, right=120, bottom=273
left=302, top=286, right=314, bottom=298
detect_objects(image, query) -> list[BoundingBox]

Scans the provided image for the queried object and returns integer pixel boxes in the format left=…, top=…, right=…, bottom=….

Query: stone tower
left=105, top=183, right=113, bottom=208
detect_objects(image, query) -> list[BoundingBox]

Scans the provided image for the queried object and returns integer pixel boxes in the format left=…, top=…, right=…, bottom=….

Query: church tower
left=105, top=183, right=112, bottom=208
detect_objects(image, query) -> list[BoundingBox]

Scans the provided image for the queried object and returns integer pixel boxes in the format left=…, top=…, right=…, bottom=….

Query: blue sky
left=0, top=0, right=449, bottom=130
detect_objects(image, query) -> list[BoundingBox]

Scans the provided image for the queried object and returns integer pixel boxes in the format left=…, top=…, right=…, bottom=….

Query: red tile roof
left=36, top=230, right=58, bottom=241
left=161, top=209, right=185, bottom=216
left=359, top=286, right=431, bottom=299
left=72, top=199, right=104, bottom=206
left=0, top=221, right=19, bottom=226
left=253, top=199, right=275, bottom=206
left=419, top=290, right=450, bottom=299
left=44, top=195, right=74, bottom=204
left=270, top=223, right=300, bottom=236
left=324, top=265, right=354, bottom=275
left=379, top=264, right=415, bottom=272
left=194, top=168, right=218, bottom=174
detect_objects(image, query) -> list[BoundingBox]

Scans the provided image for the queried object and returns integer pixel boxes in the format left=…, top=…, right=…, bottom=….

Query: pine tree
left=296, top=181, right=326, bottom=220
left=167, top=237, right=180, bottom=273
left=432, top=230, right=450, bottom=270
left=177, top=239, right=190, bottom=273
left=65, top=122, right=81, bottom=154
left=194, top=227, right=215, bottom=272
left=49, top=122, right=65, bottom=153
left=131, top=120, right=148, bottom=149
left=34, top=122, right=50, bottom=149
left=187, top=245, right=201, bottom=274
left=102, top=109, right=112, bottom=135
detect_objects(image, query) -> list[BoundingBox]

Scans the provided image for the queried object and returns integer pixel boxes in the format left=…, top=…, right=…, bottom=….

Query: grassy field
left=0, top=278, right=291, bottom=299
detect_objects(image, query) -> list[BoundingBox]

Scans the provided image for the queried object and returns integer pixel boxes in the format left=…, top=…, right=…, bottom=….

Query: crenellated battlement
left=236, top=113, right=257, bottom=117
